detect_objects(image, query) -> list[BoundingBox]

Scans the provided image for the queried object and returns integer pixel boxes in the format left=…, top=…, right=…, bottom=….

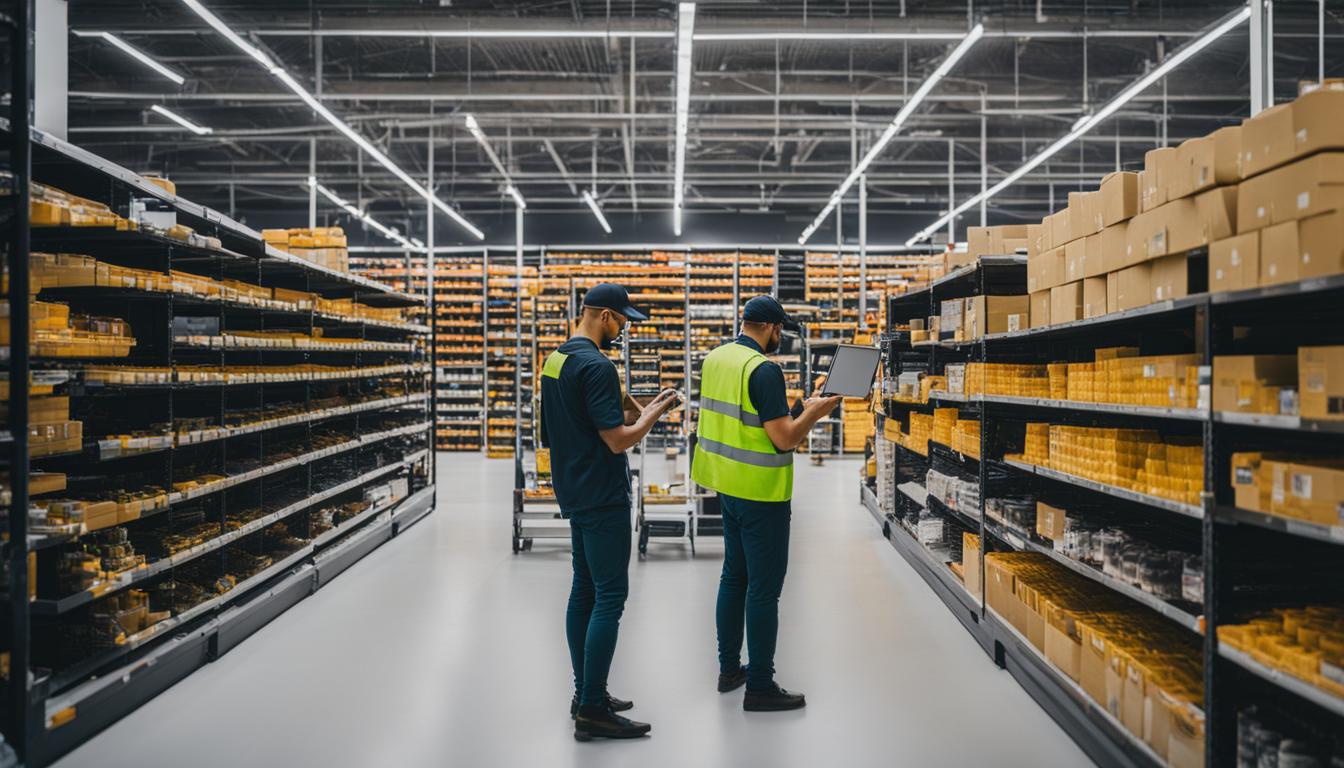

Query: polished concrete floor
left=59, top=453, right=1090, bottom=768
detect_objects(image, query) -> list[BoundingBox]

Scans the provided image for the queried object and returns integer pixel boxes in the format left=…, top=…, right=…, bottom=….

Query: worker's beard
left=765, top=330, right=781, bottom=354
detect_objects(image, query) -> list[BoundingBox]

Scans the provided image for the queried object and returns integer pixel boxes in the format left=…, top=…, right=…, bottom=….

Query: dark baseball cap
left=742, top=295, right=801, bottom=333
left=582, top=282, right=648, bottom=321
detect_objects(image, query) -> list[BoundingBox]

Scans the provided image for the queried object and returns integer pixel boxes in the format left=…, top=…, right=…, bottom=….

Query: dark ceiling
left=60, top=0, right=1344, bottom=246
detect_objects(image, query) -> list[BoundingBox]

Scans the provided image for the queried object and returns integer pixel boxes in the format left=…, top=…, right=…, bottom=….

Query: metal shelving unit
left=2, top=102, right=437, bottom=766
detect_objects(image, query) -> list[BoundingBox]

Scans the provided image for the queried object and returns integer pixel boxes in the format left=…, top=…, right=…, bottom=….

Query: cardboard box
left=1277, top=461, right=1344, bottom=525
left=1029, top=289, right=1051, bottom=329
left=1082, top=234, right=1105, bottom=278
left=939, top=298, right=964, bottom=333
left=1299, top=209, right=1344, bottom=280
left=1083, top=276, right=1107, bottom=319
left=1150, top=253, right=1203, bottom=303
left=1142, top=147, right=1178, bottom=210
left=1105, top=645, right=1129, bottom=719
left=1291, top=89, right=1344, bottom=162
left=1238, top=152, right=1344, bottom=232
left=1100, top=222, right=1129, bottom=273
left=1213, top=355, right=1296, bottom=413
left=1036, top=501, right=1067, bottom=542
left=964, top=295, right=1030, bottom=338
left=1123, top=658, right=1149, bottom=737
left=1068, top=191, right=1102, bottom=239
left=1231, top=452, right=1272, bottom=512
left=1167, top=704, right=1206, bottom=768
left=1038, top=215, right=1054, bottom=253
left=1100, top=171, right=1140, bottom=226
left=1259, top=221, right=1300, bottom=286
left=1299, top=346, right=1344, bottom=421
left=1080, top=621, right=1110, bottom=706
left=1028, top=246, right=1066, bottom=293
left=1178, top=126, right=1243, bottom=197
left=1050, top=209, right=1072, bottom=248
left=1116, top=263, right=1154, bottom=311
left=1241, top=101, right=1295, bottom=179
left=1049, top=282, right=1084, bottom=325
left=1026, top=224, right=1044, bottom=259
left=1063, top=238, right=1087, bottom=284
left=1106, top=271, right=1119, bottom=313
left=1209, top=232, right=1260, bottom=293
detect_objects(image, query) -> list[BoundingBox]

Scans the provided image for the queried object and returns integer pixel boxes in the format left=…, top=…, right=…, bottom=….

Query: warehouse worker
left=693, top=295, right=842, bottom=712
left=539, top=282, right=680, bottom=742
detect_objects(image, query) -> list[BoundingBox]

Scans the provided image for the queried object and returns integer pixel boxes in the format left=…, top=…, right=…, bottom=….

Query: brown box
left=1299, top=209, right=1344, bottom=280
left=1239, top=152, right=1344, bottom=232
left=1178, top=126, right=1243, bottom=197
left=1292, top=89, right=1344, bottom=161
left=1026, top=224, right=1044, bottom=259
left=1064, top=238, right=1088, bottom=284
left=946, top=247, right=975, bottom=270
left=1277, top=461, right=1344, bottom=525
left=1150, top=253, right=1199, bottom=303
left=1241, top=101, right=1295, bottom=179
left=1142, top=147, right=1178, bottom=211
left=1101, top=171, right=1140, bottom=226
left=1068, top=191, right=1103, bottom=238
left=1116, top=263, right=1154, bottom=311
left=1209, top=232, right=1260, bottom=293
left=1050, top=282, right=1084, bottom=325
left=1168, top=705, right=1206, bottom=768
left=1038, top=215, right=1054, bottom=252
left=1045, top=620, right=1082, bottom=682
left=1028, top=246, right=1066, bottom=293
left=1083, top=276, right=1108, bottom=319
left=966, top=227, right=993, bottom=260
left=1105, top=645, right=1129, bottom=720
left=1029, top=289, right=1051, bottom=329
left=1213, top=355, right=1297, bottom=413
left=964, top=295, right=1030, bottom=338
left=1123, top=659, right=1149, bottom=738
left=1082, top=233, right=1105, bottom=278
left=939, top=298, right=965, bottom=333
left=962, top=533, right=982, bottom=599
left=1100, top=222, right=1130, bottom=273
left=1036, top=501, right=1067, bottom=541
left=1299, top=345, right=1344, bottom=421
left=1231, top=452, right=1273, bottom=512
left=1080, top=621, right=1110, bottom=706
left=1259, top=221, right=1300, bottom=286
left=1050, top=209, right=1072, bottom=248
left=1106, top=272, right=1120, bottom=313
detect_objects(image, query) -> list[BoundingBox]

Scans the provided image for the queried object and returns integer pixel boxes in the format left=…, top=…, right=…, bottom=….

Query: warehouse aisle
left=58, top=454, right=1088, bottom=768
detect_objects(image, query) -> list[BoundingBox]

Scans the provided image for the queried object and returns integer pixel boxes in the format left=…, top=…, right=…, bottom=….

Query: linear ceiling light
left=150, top=104, right=212, bottom=134
left=582, top=190, right=613, bottom=234
left=673, top=2, right=696, bottom=236
left=179, top=0, right=483, bottom=240
left=904, top=6, right=1250, bottom=246
left=73, top=30, right=186, bottom=85
left=311, top=180, right=421, bottom=251
left=799, top=23, right=983, bottom=246
left=464, top=113, right=527, bottom=209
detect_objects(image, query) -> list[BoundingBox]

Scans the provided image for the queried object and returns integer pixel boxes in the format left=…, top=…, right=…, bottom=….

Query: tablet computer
left=820, top=344, right=882, bottom=398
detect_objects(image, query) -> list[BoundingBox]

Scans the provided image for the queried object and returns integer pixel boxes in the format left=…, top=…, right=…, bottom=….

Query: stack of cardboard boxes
left=1213, top=346, right=1344, bottom=422
left=985, top=551, right=1205, bottom=766
left=1025, top=89, right=1344, bottom=328
left=0, top=300, right=136, bottom=358
left=1230, top=452, right=1344, bottom=529
left=1217, top=606, right=1344, bottom=702
left=842, top=398, right=874, bottom=453
left=263, top=227, right=351, bottom=273
left=1007, top=424, right=1204, bottom=506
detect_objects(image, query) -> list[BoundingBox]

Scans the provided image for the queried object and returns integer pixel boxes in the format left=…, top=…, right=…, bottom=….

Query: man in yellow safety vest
left=692, top=295, right=842, bottom=711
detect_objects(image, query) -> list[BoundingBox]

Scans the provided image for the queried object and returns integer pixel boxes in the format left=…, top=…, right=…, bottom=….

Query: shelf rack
left=3, top=113, right=436, bottom=767
left=872, top=254, right=1344, bottom=767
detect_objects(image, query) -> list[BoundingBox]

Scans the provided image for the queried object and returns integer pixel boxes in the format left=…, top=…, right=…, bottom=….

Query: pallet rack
left=1, top=114, right=435, bottom=765
left=867, top=254, right=1344, bottom=767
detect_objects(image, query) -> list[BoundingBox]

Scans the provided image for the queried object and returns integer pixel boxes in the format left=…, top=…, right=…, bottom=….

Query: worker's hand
left=804, top=393, right=843, bottom=413
left=623, top=393, right=644, bottom=426
left=650, top=388, right=683, bottom=415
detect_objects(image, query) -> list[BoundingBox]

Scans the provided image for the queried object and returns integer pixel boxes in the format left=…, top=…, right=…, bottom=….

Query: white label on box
left=1257, top=206, right=1267, bottom=220
left=1303, top=251, right=1312, bottom=265
left=1007, top=314, right=1022, bottom=332
left=1150, top=229, right=1167, bottom=255
left=1143, top=364, right=1157, bottom=378
left=1292, top=472, right=1313, bottom=499
left=1269, top=263, right=1278, bottom=278
left=1298, top=192, right=1311, bottom=211
left=1215, top=268, right=1226, bottom=280
left=1092, top=636, right=1106, bottom=652
left=1231, top=249, right=1241, bottom=267
left=1297, top=128, right=1308, bottom=143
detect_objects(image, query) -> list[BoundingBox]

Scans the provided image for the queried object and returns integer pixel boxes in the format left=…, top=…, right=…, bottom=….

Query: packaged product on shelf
left=963, top=295, right=1029, bottom=337
left=1213, top=355, right=1297, bottom=414
left=1298, top=346, right=1344, bottom=421
left=1049, top=282, right=1084, bottom=324
left=1218, top=605, right=1344, bottom=701
left=1208, top=231, right=1261, bottom=293
left=1029, top=289, right=1050, bottom=328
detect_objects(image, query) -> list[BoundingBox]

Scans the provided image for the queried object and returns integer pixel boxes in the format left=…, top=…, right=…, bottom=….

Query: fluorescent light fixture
left=696, top=32, right=965, bottom=42
left=905, top=6, right=1250, bottom=246
left=582, top=190, right=613, bottom=234
left=799, top=23, right=983, bottom=246
left=150, top=104, right=212, bottom=134
left=311, top=181, right=421, bottom=251
left=179, top=0, right=483, bottom=240
left=673, top=2, right=696, bottom=236
left=464, top=113, right=527, bottom=208
left=73, top=30, right=186, bottom=85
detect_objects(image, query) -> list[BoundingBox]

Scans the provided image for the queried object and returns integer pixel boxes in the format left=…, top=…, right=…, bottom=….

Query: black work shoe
left=573, top=706, right=652, bottom=741
left=743, top=683, right=807, bottom=712
left=570, top=694, right=634, bottom=718
left=717, top=666, right=748, bottom=693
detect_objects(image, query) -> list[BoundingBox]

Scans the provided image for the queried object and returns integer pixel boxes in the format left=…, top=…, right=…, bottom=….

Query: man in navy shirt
left=539, top=283, right=678, bottom=742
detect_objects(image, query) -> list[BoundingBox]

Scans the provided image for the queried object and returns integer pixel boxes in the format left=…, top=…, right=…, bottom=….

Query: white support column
left=308, top=138, right=317, bottom=228
left=979, top=92, right=987, bottom=227
left=514, top=205, right=524, bottom=454
left=425, top=132, right=436, bottom=424
left=859, top=174, right=868, bottom=330
left=946, top=139, right=956, bottom=243
left=1250, top=0, right=1275, bottom=115
left=34, top=0, right=68, bottom=139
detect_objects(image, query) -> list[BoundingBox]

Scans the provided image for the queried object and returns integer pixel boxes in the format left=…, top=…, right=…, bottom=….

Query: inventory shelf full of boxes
left=2, top=126, right=437, bottom=766
left=863, top=87, right=1344, bottom=768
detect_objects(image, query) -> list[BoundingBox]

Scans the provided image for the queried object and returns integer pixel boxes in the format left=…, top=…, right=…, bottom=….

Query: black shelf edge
left=1214, top=505, right=1344, bottom=546
left=1001, top=458, right=1204, bottom=519
left=1218, top=644, right=1344, bottom=719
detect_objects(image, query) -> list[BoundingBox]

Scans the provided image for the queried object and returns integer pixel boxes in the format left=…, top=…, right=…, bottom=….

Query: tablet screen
left=821, top=345, right=882, bottom=398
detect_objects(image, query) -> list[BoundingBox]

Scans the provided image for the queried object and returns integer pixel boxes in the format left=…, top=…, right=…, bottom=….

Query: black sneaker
left=717, top=666, right=748, bottom=693
left=573, top=706, right=652, bottom=741
left=570, top=694, right=634, bottom=719
left=743, top=683, right=806, bottom=712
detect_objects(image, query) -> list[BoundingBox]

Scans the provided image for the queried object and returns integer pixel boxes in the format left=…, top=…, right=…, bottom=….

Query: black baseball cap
left=582, top=282, right=648, bottom=321
left=742, top=295, right=801, bottom=333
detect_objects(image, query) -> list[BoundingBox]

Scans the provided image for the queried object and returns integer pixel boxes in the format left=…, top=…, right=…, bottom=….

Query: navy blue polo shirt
left=539, top=336, right=630, bottom=515
left=735, top=335, right=791, bottom=423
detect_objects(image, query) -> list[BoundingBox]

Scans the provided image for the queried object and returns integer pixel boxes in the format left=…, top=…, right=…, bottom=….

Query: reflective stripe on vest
left=542, top=351, right=569, bottom=379
left=691, top=342, right=793, bottom=502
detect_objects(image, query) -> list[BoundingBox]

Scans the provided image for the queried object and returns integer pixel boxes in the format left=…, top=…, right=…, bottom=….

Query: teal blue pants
left=566, top=505, right=631, bottom=706
left=716, top=494, right=792, bottom=691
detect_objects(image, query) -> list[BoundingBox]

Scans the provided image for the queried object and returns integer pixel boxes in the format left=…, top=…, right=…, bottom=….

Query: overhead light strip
left=311, top=180, right=422, bottom=251
left=464, top=113, right=526, bottom=208
left=799, top=23, right=983, bottom=246
left=178, top=0, right=483, bottom=240
left=73, top=30, right=186, bottom=85
left=905, top=6, right=1251, bottom=246
left=673, top=2, right=696, bottom=236
left=582, top=190, right=613, bottom=234
left=150, top=104, right=212, bottom=134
